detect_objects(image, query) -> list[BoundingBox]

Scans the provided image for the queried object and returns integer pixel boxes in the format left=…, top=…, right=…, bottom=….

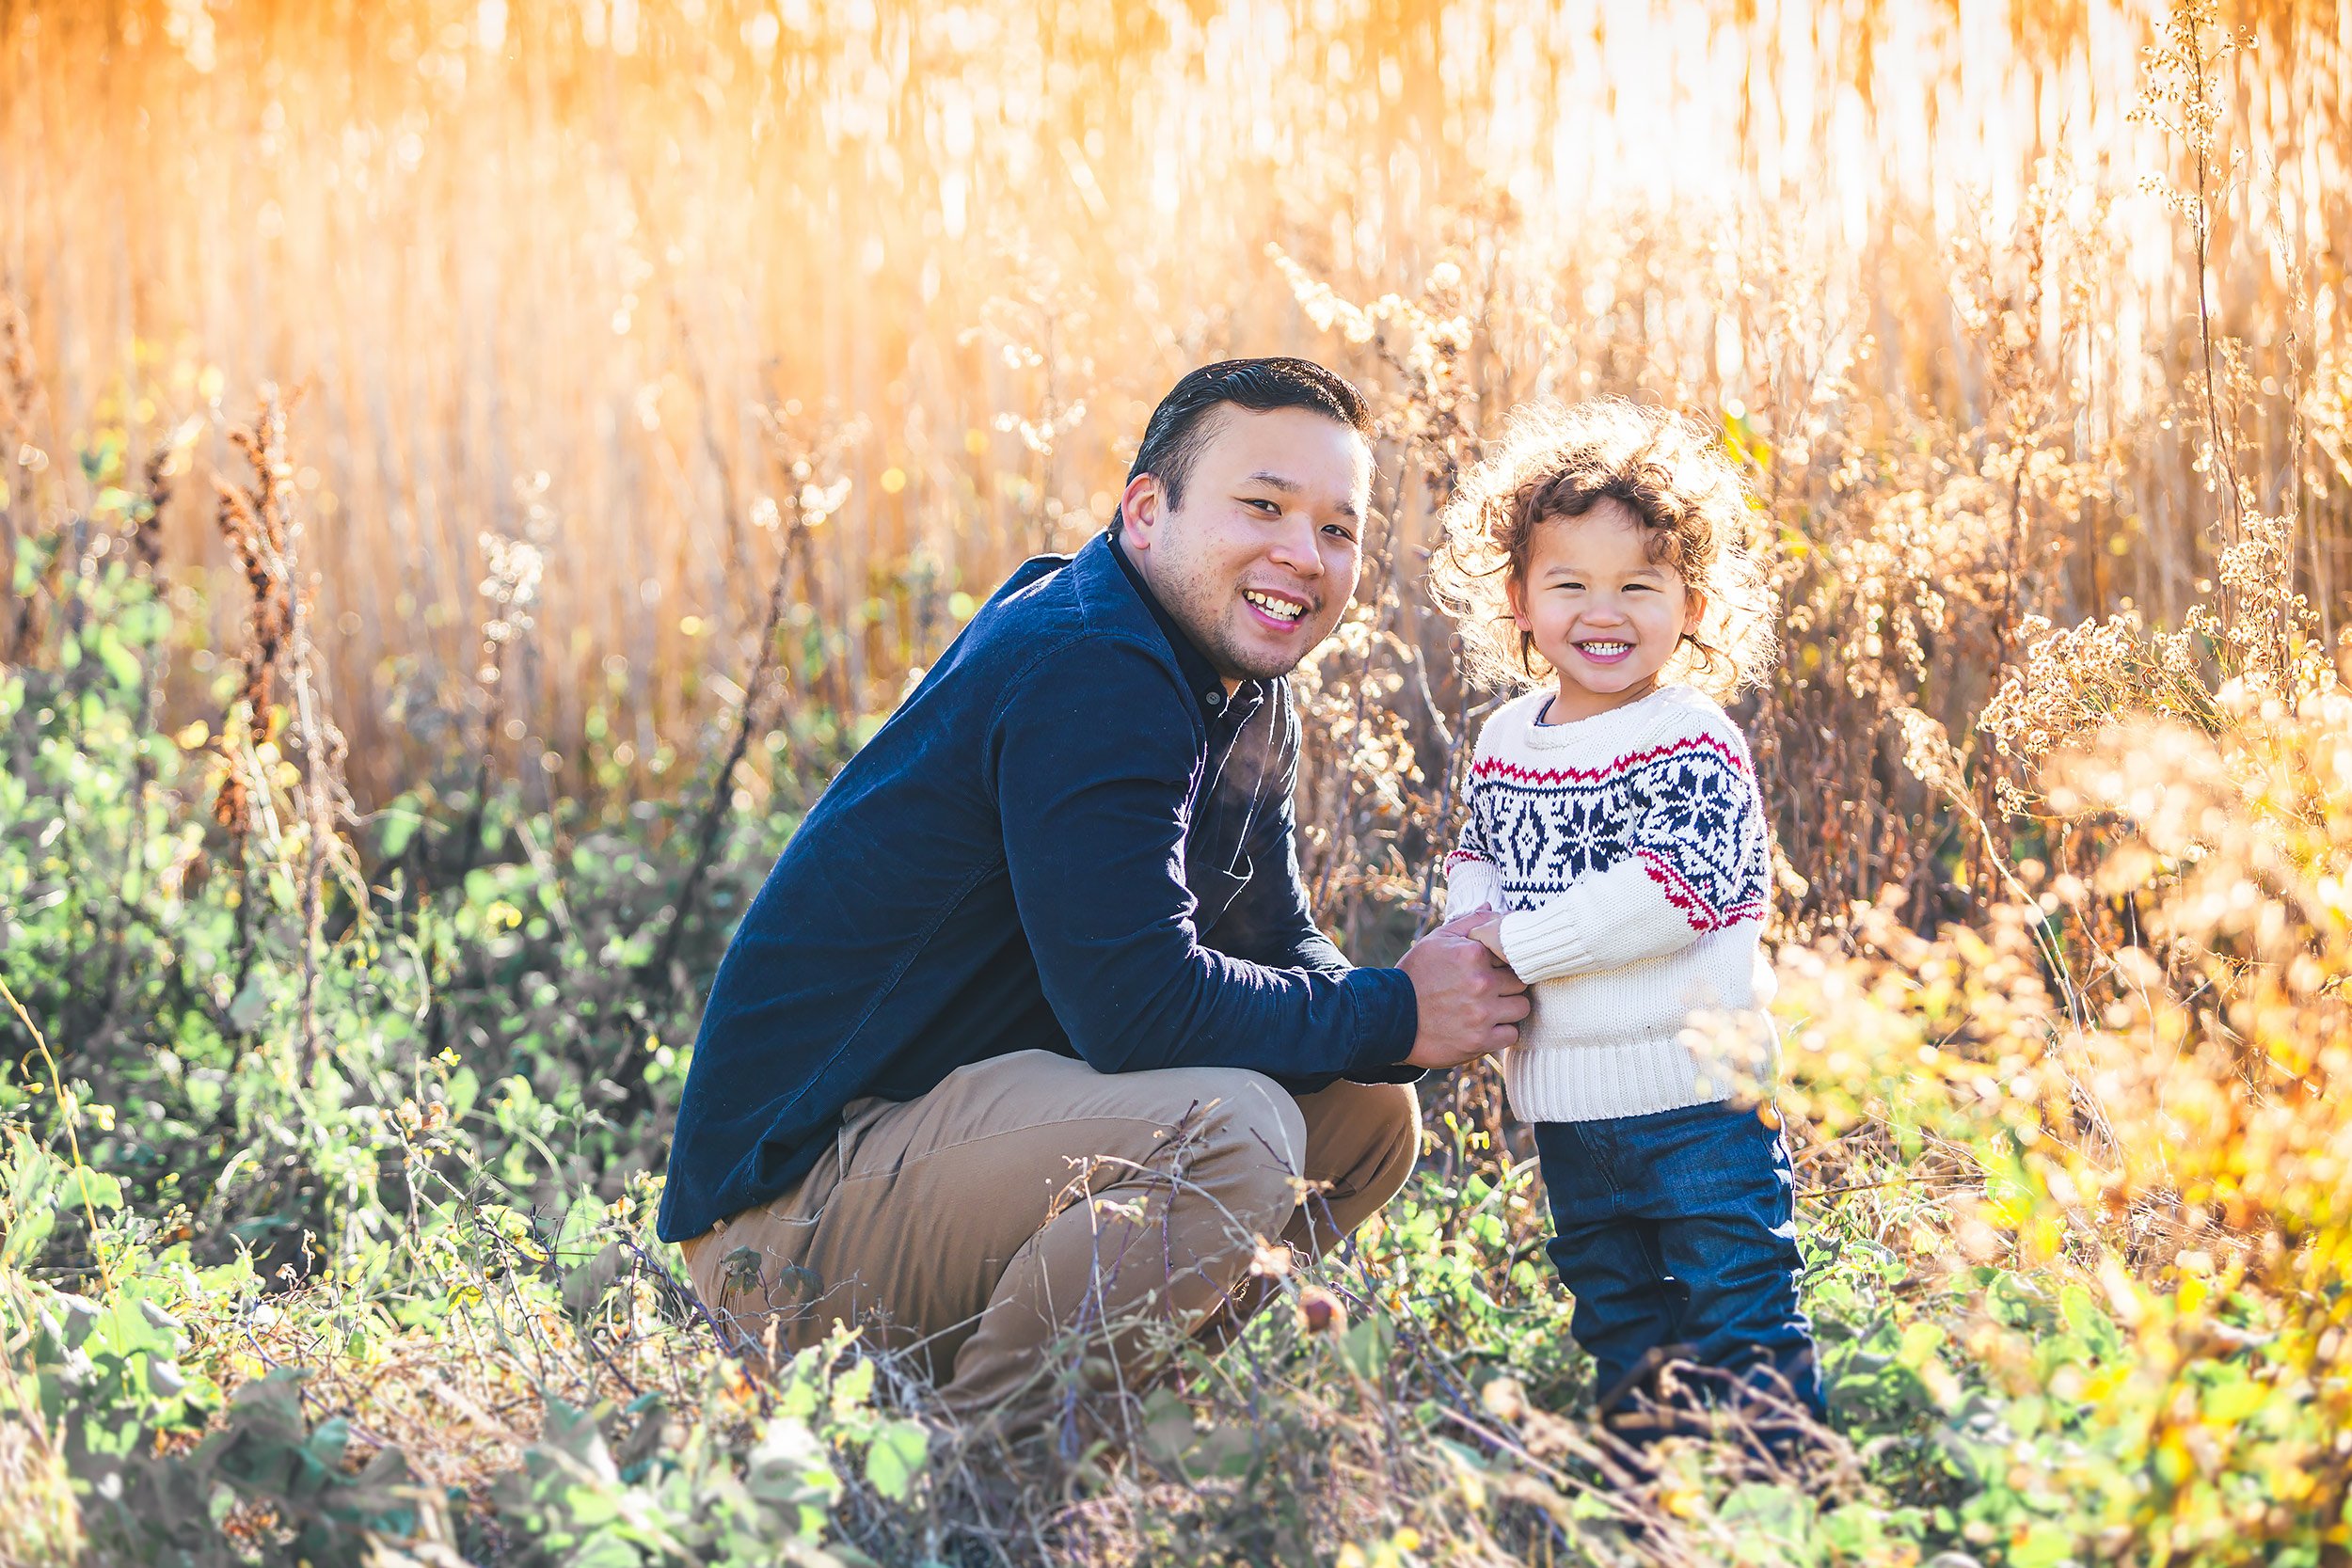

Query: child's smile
left=1507, top=499, right=1707, bottom=723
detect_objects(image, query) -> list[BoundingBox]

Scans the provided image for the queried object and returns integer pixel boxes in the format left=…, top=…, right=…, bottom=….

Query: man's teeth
left=1245, top=591, right=1305, bottom=622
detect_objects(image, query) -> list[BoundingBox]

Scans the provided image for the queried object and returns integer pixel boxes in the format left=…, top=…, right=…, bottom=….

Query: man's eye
left=1245, top=497, right=1280, bottom=514
left=1323, top=523, right=1357, bottom=542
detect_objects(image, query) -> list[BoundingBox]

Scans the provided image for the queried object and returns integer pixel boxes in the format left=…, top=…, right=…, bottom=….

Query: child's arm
left=1488, top=728, right=1769, bottom=984
left=1443, top=793, right=1505, bottom=916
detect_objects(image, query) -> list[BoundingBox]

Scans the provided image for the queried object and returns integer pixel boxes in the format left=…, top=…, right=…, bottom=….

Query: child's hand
left=1468, top=914, right=1513, bottom=965
left=1449, top=909, right=1515, bottom=967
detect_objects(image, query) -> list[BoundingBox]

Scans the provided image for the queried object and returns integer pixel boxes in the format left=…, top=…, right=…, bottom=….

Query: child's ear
left=1506, top=575, right=1533, bottom=631
left=1681, top=585, right=1708, bottom=637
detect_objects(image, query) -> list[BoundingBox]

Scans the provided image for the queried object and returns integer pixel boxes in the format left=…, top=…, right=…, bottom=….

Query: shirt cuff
left=1343, top=965, right=1420, bottom=1078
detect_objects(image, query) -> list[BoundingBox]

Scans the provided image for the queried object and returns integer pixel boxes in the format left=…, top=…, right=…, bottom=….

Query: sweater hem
left=1502, top=1028, right=1775, bottom=1123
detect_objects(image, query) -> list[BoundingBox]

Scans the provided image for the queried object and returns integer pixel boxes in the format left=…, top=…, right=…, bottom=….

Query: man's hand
left=1398, top=911, right=1529, bottom=1070
left=1458, top=909, right=1512, bottom=963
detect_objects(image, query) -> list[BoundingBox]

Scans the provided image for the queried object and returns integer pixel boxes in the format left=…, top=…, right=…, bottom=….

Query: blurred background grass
left=6, top=0, right=2344, bottom=807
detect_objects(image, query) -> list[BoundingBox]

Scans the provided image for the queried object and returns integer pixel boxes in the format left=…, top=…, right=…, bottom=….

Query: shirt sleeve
left=990, top=638, right=1418, bottom=1079
left=1496, top=722, right=1770, bottom=984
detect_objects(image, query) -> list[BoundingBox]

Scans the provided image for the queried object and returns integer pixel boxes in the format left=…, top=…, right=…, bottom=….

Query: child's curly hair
left=1429, top=397, right=1778, bottom=699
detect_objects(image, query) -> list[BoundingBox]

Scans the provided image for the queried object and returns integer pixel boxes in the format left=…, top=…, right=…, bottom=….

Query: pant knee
left=1174, top=1069, right=1308, bottom=1225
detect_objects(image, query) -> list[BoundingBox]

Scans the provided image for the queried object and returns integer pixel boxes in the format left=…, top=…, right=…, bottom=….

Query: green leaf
left=1, top=1136, right=66, bottom=1265
left=863, top=1418, right=929, bottom=1501
left=565, top=1528, right=644, bottom=1568
left=91, top=625, right=142, bottom=690
left=1820, top=1501, right=1888, bottom=1555
left=1897, top=1320, right=1945, bottom=1369
left=377, top=809, right=421, bottom=859
left=227, top=971, right=274, bottom=1034
left=448, top=1066, right=482, bottom=1121
left=747, top=1415, right=838, bottom=1528
left=1338, top=1316, right=1391, bottom=1379
left=63, top=1167, right=125, bottom=1212
left=2059, top=1283, right=2123, bottom=1361
left=2201, top=1369, right=2267, bottom=1425
left=555, top=1192, right=608, bottom=1265
left=2008, top=1521, right=2077, bottom=1568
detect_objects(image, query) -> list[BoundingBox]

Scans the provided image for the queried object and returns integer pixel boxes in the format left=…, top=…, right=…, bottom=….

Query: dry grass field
left=3, top=1, right=2351, bottom=1564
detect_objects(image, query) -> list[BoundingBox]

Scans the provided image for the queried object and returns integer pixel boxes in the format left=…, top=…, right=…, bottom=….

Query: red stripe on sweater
left=1635, top=849, right=1717, bottom=931
left=1469, top=730, right=1750, bottom=785
left=1635, top=851, right=1764, bottom=933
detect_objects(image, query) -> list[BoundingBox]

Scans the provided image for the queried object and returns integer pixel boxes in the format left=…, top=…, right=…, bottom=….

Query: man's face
left=1120, top=404, right=1372, bottom=687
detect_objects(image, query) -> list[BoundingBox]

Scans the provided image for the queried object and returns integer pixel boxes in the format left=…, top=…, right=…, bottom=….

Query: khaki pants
left=680, top=1049, right=1419, bottom=1422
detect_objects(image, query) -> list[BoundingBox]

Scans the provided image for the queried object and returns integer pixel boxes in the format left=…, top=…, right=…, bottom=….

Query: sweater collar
left=1513, top=683, right=1688, bottom=751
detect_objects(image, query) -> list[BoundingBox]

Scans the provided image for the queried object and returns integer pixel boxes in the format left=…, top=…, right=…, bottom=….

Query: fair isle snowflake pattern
left=1450, top=734, right=1770, bottom=932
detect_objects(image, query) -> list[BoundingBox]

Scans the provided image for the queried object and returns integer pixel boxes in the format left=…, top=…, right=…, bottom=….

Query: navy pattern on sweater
left=1450, top=734, right=1770, bottom=931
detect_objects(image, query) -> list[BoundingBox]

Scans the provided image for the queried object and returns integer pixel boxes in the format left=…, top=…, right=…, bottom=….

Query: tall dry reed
left=3, top=0, right=2345, bottom=828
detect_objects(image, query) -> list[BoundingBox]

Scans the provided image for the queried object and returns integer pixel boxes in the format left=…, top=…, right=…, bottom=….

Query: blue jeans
left=1533, top=1100, right=1823, bottom=1422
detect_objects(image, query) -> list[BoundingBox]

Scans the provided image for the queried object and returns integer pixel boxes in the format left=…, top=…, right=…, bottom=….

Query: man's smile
left=1242, top=587, right=1312, bottom=626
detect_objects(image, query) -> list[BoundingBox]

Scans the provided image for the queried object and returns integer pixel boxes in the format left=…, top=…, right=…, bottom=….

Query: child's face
left=1506, top=501, right=1705, bottom=717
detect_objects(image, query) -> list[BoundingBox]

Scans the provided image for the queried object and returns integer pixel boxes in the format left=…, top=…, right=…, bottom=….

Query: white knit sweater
left=1446, top=683, right=1778, bottom=1123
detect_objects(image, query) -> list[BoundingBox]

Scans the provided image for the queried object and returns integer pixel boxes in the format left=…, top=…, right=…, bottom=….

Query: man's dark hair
left=1112, top=356, right=1373, bottom=532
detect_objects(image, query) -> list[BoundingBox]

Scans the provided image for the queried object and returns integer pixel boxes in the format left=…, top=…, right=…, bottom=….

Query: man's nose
left=1264, top=511, right=1325, bottom=576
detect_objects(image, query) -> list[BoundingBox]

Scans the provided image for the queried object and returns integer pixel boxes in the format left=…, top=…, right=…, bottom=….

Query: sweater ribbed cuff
left=1445, top=858, right=1503, bottom=916
left=1499, top=903, right=1593, bottom=981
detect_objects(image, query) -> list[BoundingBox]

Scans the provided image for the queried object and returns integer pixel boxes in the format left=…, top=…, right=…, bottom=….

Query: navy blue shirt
left=657, top=531, right=1421, bottom=1242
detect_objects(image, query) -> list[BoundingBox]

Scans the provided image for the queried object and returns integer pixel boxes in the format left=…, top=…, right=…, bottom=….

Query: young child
left=1429, top=397, right=1822, bottom=1433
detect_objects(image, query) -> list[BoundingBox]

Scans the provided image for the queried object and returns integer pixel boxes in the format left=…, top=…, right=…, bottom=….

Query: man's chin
left=1229, top=642, right=1322, bottom=682
left=1203, top=610, right=1344, bottom=682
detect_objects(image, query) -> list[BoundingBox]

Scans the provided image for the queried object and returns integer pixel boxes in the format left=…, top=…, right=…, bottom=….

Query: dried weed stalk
left=211, top=387, right=361, bottom=1070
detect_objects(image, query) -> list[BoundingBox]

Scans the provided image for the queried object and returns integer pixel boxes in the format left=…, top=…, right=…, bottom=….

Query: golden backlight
left=1, top=0, right=2343, bottom=795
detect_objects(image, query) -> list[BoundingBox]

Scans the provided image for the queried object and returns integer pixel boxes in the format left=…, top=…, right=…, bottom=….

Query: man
left=659, top=356, right=1526, bottom=1428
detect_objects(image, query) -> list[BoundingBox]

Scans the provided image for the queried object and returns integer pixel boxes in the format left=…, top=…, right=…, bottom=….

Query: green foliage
left=7, top=489, right=2346, bottom=1568
left=484, top=1343, right=924, bottom=1568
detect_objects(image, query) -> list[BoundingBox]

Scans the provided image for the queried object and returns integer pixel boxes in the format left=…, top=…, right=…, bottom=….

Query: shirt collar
left=1106, top=529, right=1261, bottom=725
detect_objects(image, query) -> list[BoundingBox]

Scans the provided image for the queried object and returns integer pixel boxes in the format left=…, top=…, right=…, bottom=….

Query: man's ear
left=1120, top=473, right=1165, bottom=552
